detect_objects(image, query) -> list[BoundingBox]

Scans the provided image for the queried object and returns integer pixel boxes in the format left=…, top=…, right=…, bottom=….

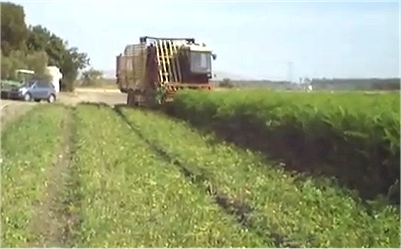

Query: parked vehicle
left=7, top=80, right=57, bottom=103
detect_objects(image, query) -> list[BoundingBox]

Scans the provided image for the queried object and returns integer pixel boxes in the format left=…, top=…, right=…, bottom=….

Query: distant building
left=299, top=77, right=313, bottom=91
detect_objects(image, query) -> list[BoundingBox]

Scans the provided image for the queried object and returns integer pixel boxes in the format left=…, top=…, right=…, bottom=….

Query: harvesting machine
left=116, top=36, right=216, bottom=106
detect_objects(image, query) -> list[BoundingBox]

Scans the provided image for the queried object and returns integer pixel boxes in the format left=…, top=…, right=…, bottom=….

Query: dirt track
left=1, top=88, right=126, bottom=127
left=1, top=89, right=126, bottom=246
left=57, top=89, right=125, bottom=106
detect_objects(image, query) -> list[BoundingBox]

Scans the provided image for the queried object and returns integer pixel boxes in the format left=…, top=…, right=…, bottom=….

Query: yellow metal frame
left=155, top=40, right=182, bottom=87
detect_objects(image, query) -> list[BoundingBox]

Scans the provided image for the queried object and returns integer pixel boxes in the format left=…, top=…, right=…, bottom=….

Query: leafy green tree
left=1, top=2, right=90, bottom=91
left=59, top=47, right=89, bottom=91
left=1, top=50, right=49, bottom=80
left=81, top=68, right=104, bottom=86
left=25, top=25, right=90, bottom=90
left=0, top=2, right=28, bottom=55
left=25, top=51, right=50, bottom=79
left=26, top=25, right=66, bottom=66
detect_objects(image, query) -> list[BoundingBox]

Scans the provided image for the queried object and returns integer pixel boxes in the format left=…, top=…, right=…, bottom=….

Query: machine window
left=190, top=51, right=212, bottom=73
left=200, top=53, right=207, bottom=68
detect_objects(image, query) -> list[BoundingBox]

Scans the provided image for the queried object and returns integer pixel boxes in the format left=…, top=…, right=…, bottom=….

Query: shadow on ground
left=112, top=103, right=304, bottom=247
left=161, top=104, right=400, bottom=207
left=74, top=102, right=400, bottom=207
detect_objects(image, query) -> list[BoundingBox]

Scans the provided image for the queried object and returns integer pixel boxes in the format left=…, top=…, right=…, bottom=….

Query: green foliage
left=25, top=25, right=66, bottom=66
left=213, top=79, right=401, bottom=91
left=171, top=90, right=400, bottom=203
left=219, top=78, right=235, bottom=88
left=80, top=68, right=104, bottom=87
left=72, top=104, right=264, bottom=247
left=0, top=2, right=28, bottom=55
left=1, top=105, right=68, bottom=247
left=1, top=50, right=49, bottom=80
left=0, top=2, right=90, bottom=91
left=312, top=78, right=400, bottom=91
left=1, top=103, right=399, bottom=247
left=58, top=47, right=89, bottom=91
left=120, top=106, right=400, bottom=248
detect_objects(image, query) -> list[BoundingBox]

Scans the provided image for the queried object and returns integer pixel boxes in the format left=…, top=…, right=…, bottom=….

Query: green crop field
left=1, top=90, right=400, bottom=248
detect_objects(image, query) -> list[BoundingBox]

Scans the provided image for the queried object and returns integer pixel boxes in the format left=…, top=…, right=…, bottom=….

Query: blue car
left=9, top=80, right=57, bottom=103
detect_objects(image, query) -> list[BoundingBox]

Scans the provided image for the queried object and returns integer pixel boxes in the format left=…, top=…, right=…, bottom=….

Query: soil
left=1, top=100, right=37, bottom=127
left=58, top=89, right=125, bottom=106
left=1, top=88, right=126, bottom=127
left=27, top=109, right=74, bottom=247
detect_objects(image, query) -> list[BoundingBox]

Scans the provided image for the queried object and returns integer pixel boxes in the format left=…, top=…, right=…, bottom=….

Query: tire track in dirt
left=111, top=105, right=301, bottom=247
left=1, top=101, right=37, bottom=127
left=27, top=106, right=80, bottom=247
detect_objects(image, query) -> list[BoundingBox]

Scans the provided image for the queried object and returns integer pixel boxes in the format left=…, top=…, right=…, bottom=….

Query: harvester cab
left=116, top=36, right=216, bottom=107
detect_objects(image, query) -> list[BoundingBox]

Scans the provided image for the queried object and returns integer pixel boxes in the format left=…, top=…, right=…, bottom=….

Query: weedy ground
left=1, top=100, right=399, bottom=248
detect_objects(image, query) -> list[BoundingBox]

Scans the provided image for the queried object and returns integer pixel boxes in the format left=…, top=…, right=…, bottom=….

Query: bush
left=219, top=78, right=234, bottom=88
left=1, top=50, right=49, bottom=80
left=170, top=90, right=400, bottom=203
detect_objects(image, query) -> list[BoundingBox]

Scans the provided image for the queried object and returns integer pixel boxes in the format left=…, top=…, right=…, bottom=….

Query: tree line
left=1, top=1, right=89, bottom=91
left=214, top=78, right=400, bottom=91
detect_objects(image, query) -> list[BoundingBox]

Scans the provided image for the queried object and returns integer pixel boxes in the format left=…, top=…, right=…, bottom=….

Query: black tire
left=23, top=93, right=32, bottom=102
left=34, top=99, right=41, bottom=102
left=47, top=94, right=56, bottom=103
left=126, top=91, right=132, bottom=106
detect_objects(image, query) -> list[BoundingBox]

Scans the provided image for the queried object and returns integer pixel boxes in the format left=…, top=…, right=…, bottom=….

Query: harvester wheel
left=127, top=89, right=135, bottom=107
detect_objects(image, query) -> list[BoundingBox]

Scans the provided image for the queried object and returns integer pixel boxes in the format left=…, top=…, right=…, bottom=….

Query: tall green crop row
left=72, top=104, right=265, bottom=247
left=171, top=90, right=400, bottom=203
left=120, top=107, right=400, bottom=248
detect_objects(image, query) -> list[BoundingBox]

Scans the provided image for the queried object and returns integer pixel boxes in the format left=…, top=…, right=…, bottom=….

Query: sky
left=10, top=0, right=401, bottom=80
